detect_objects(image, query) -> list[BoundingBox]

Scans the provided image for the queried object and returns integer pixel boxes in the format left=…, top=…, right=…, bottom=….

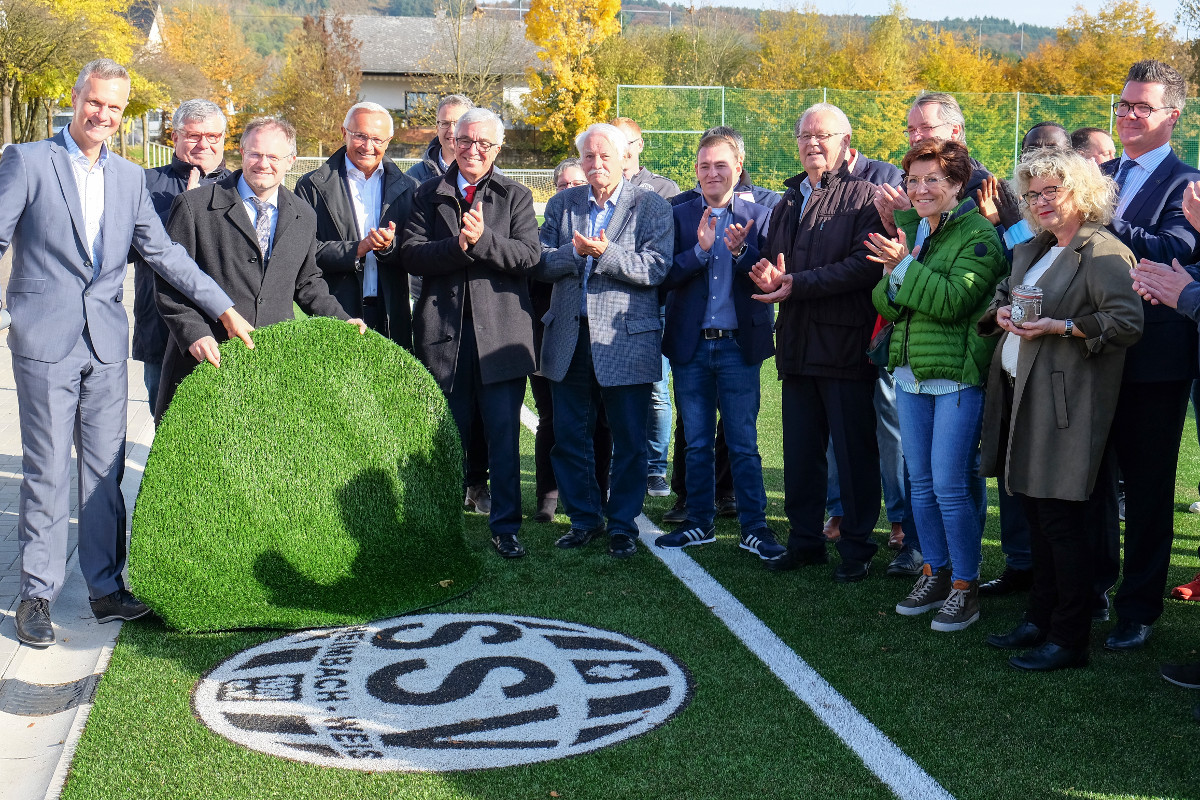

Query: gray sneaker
left=895, top=564, right=951, bottom=616
left=647, top=475, right=670, bottom=497
left=464, top=484, right=492, bottom=514
left=931, top=579, right=981, bottom=632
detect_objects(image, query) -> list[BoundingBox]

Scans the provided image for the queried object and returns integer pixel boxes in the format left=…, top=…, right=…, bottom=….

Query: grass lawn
left=61, top=362, right=1200, bottom=800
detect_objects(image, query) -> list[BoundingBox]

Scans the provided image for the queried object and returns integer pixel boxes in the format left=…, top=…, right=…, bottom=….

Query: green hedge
left=129, top=317, right=478, bottom=632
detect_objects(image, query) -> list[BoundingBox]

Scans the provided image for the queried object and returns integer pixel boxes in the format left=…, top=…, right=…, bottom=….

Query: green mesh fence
left=618, top=85, right=1200, bottom=193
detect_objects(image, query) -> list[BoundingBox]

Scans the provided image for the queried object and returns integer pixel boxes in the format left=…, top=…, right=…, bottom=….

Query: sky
left=715, top=0, right=1184, bottom=29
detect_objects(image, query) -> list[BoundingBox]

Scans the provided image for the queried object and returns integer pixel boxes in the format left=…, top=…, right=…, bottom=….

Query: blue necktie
left=1114, top=159, right=1135, bottom=196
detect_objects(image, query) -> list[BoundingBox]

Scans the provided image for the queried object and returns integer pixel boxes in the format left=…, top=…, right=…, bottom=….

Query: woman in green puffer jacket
left=864, top=138, right=1008, bottom=634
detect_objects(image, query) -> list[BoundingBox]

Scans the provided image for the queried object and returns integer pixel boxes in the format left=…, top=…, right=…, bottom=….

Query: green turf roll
left=129, top=317, right=479, bottom=632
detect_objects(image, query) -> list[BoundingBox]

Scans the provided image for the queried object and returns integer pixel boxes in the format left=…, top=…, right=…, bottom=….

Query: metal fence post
left=616, top=85, right=621, bottom=118
left=721, top=87, right=725, bottom=126
left=1013, top=91, right=1021, bottom=173
left=1109, top=94, right=1115, bottom=136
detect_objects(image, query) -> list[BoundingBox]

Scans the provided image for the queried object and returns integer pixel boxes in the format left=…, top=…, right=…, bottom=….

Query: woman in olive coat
left=977, top=147, right=1143, bottom=671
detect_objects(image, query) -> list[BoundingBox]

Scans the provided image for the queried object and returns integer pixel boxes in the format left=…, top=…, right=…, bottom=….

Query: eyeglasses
left=455, top=138, right=499, bottom=153
left=347, top=131, right=389, bottom=148
left=242, top=151, right=291, bottom=165
left=436, top=120, right=458, bottom=131
left=1021, top=185, right=1064, bottom=205
left=555, top=179, right=587, bottom=190
left=904, top=175, right=947, bottom=190
left=796, top=132, right=846, bottom=144
left=182, top=132, right=224, bottom=145
left=903, top=122, right=951, bottom=139
left=1113, top=101, right=1174, bottom=119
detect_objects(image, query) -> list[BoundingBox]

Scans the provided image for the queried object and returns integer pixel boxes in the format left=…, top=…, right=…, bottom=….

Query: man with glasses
left=401, top=107, right=540, bottom=560
left=154, top=116, right=367, bottom=421
left=537, top=123, right=673, bottom=560
left=134, top=99, right=232, bottom=409
left=748, top=103, right=886, bottom=582
left=408, top=94, right=474, bottom=186
left=407, top=94, right=491, bottom=518
left=295, top=102, right=417, bottom=346
left=1096, top=60, right=1200, bottom=651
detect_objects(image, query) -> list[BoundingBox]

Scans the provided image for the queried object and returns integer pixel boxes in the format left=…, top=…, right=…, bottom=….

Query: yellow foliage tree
left=162, top=0, right=263, bottom=131
left=912, top=27, right=1008, bottom=93
left=744, top=5, right=834, bottom=89
left=522, top=0, right=620, bottom=155
left=1012, top=0, right=1180, bottom=95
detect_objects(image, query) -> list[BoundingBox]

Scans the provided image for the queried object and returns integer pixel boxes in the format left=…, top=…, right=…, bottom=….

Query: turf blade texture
left=129, top=317, right=478, bottom=632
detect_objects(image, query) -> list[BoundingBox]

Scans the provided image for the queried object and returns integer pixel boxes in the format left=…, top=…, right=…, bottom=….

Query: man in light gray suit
left=536, top=123, right=673, bottom=559
left=0, top=59, right=254, bottom=648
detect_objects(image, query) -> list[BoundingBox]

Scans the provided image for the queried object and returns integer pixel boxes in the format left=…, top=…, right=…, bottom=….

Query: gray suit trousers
left=14, top=331, right=128, bottom=601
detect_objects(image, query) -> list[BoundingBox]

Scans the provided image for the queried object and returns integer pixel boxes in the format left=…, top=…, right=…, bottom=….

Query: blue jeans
left=551, top=324, right=651, bottom=537
left=895, top=386, right=985, bottom=582
left=671, top=337, right=766, bottom=531
left=142, top=360, right=162, bottom=416
left=645, top=311, right=672, bottom=477
left=827, top=368, right=906, bottom=523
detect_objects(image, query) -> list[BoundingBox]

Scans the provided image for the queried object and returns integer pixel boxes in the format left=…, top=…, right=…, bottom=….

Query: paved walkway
left=0, top=268, right=154, bottom=800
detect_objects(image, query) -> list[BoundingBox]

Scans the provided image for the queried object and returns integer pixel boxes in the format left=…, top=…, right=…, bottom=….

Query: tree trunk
left=119, top=119, right=128, bottom=158
left=44, top=98, right=54, bottom=140
left=2, top=77, right=13, bottom=145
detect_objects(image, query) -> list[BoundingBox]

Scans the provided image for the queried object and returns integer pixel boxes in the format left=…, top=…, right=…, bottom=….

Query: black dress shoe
left=90, top=589, right=151, bottom=623
left=764, top=547, right=828, bottom=572
left=532, top=496, right=558, bottom=523
left=833, top=560, right=869, bottom=583
left=1009, top=641, right=1088, bottom=671
left=886, top=546, right=924, bottom=577
left=986, top=621, right=1047, bottom=650
left=16, top=598, right=54, bottom=647
left=1104, top=620, right=1152, bottom=651
left=491, top=534, right=526, bottom=559
left=716, top=496, right=737, bottom=518
left=555, top=525, right=604, bottom=549
left=978, top=567, right=1034, bottom=597
left=608, top=533, right=637, bottom=559
left=662, top=499, right=688, bottom=525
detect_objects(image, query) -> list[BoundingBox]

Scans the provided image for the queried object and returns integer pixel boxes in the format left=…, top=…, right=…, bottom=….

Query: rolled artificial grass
left=129, top=317, right=479, bottom=632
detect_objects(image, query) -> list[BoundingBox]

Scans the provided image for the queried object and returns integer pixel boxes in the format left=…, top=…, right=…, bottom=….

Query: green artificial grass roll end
left=130, top=317, right=479, bottom=632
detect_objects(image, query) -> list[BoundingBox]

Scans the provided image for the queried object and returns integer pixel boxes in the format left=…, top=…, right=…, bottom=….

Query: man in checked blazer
left=537, top=123, right=673, bottom=559
left=0, top=59, right=254, bottom=648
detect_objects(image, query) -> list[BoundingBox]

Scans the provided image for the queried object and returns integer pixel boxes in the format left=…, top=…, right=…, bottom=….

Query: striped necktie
left=250, top=196, right=272, bottom=258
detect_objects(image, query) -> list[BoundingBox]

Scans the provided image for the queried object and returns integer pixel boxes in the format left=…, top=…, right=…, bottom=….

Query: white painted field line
left=519, top=408, right=955, bottom=800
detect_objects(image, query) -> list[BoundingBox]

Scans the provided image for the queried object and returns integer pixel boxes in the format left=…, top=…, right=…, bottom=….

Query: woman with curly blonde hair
left=977, top=147, right=1144, bottom=671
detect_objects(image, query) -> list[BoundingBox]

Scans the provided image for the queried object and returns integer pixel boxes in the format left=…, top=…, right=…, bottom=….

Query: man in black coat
left=155, top=117, right=365, bottom=422
left=294, top=102, right=417, bottom=349
left=400, top=107, right=540, bottom=559
left=132, top=99, right=232, bottom=408
left=749, top=103, right=886, bottom=583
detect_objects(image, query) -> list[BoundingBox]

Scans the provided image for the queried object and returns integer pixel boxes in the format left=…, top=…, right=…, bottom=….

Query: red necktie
left=464, top=185, right=476, bottom=205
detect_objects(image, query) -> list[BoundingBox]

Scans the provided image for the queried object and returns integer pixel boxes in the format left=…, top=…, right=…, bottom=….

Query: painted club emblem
left=192, top=613, right=693, bottom=771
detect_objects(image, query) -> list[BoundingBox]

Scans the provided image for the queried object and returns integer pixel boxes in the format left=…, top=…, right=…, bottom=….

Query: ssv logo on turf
left=192, top=613, right=693, bottom=771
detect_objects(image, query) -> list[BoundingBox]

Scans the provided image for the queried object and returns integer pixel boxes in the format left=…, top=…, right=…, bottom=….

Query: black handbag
left=866, top=321, right=893, bottom=368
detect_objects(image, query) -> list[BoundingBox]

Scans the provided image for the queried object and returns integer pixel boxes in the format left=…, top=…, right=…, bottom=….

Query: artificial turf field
left=61, top=363, right=1200, bottom=800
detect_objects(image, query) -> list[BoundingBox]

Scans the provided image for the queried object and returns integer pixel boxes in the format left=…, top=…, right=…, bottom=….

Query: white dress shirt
left=345, top=156, right=384, bottom=298
left=237, top=175, right=279, bottom=258
left=62, top=128, right=109, bottom=280
left=1114, top=140, right=1173, bottom=220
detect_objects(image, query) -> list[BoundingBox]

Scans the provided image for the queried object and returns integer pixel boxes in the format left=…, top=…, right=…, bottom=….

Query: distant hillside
left=215, top=0, right=1058, bottom=61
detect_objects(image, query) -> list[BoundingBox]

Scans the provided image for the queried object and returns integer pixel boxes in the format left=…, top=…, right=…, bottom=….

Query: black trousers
left=1019, top=494, right=1094, bottom=650
left=528, top=372, right=611, bottom=500
left=670, top=411, right=733, bottom=500
left=1104, top=379, right=1191, bottom=625
left=781, top=375, right=880, bottom=565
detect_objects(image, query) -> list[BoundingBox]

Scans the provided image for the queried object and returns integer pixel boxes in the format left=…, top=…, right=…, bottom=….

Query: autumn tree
left=265, top=12, right=362, bottom=156
left=423, top=0, right=524, bottom=111
left=523, top=0, right=620, bottom=155
left=743, top=6, right=836, bottom=89
left=1012, top=0, right=1183, bottom=95
left=161, top=0, right=263, bottom=131
left=913, top=28, right=1008, bottom=93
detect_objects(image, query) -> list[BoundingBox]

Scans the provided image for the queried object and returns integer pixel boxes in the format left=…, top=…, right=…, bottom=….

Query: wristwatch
left=1061, top=319, right=1074, bottom=338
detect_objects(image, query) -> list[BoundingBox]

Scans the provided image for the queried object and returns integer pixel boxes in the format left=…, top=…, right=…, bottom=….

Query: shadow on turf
left=252, top=461, right=478, bottom=619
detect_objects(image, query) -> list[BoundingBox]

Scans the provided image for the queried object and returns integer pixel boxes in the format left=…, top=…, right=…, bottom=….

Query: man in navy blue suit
left=1098, top=60, right=1200, bottom=651
left=655, top=131, right=783, bottom=559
